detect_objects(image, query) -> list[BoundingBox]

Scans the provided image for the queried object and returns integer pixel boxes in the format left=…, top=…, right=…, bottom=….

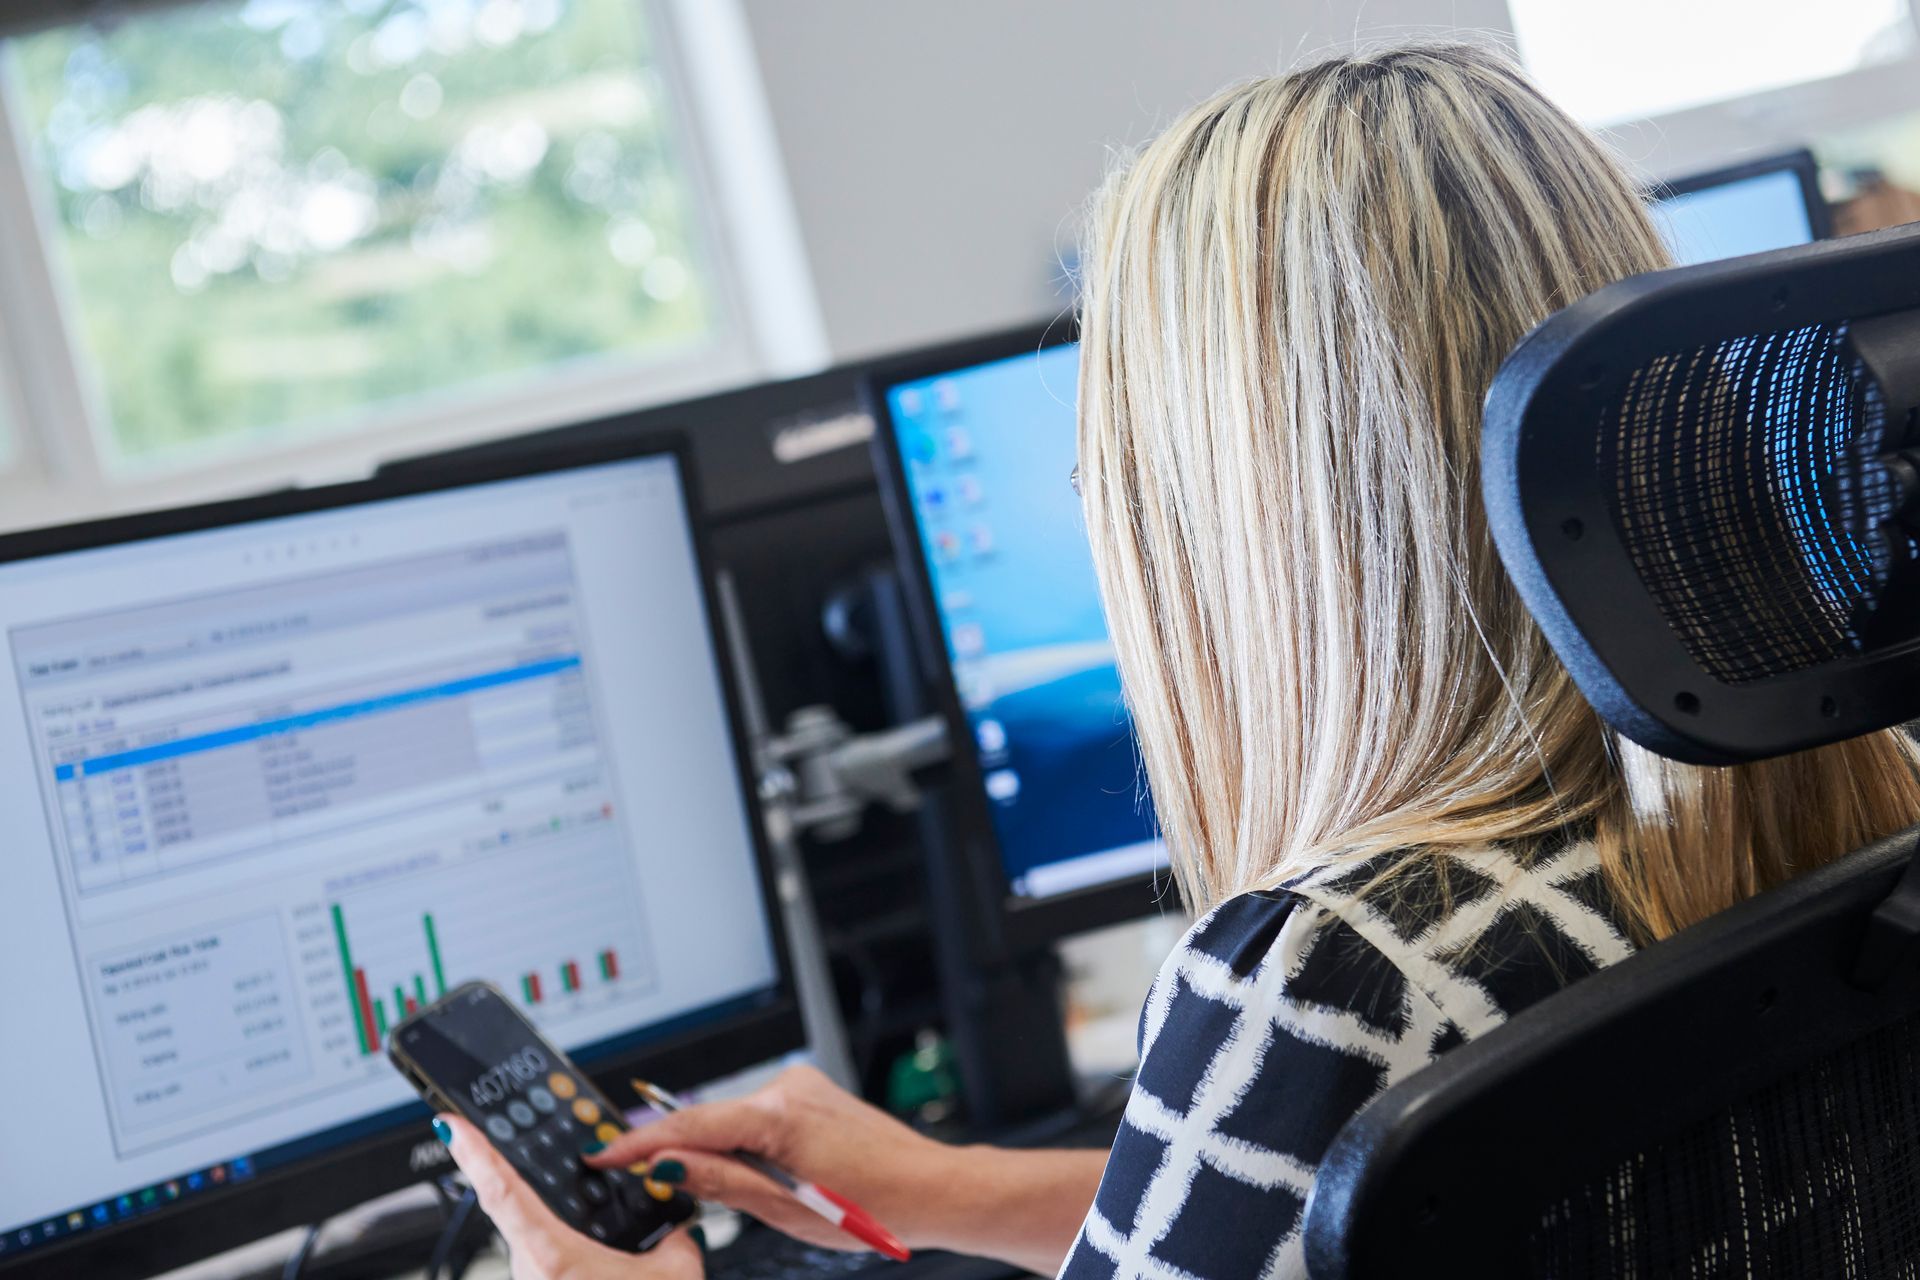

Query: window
left=1508, top=0, right=1919, bottom=126
left=4, top=0, right=736, bottom=468
left=0, top=308, right=20, bottom=471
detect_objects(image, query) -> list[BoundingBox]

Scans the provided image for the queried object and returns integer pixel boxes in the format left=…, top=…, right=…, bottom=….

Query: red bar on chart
left=523, top=973, right=543, bottom=1005
left=353, top=967, right=380, bottom=1051
left=599, top=948, right=619, bottom=982
left=562, top=960, right=582, bottom=993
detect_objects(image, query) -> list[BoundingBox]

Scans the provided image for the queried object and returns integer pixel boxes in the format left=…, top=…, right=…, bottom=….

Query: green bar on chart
left=424, top=913, right=447, bottom=997
left=330, top=903, right=370, bottom=1056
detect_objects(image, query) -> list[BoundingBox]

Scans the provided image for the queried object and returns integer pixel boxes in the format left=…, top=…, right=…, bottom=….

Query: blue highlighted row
left=54, top=655, right=582, bottom=782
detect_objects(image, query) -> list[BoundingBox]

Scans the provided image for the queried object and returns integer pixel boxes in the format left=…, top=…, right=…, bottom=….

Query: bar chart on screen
left=297, top=813, right=657, bottom=1068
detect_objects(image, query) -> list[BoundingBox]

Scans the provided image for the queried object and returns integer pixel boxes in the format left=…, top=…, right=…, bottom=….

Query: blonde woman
left=434, top=41, right=1920, bottom=1280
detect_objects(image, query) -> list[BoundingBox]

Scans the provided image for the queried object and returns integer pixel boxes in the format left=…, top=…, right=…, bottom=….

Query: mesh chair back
left=1306, top=228, right=1920, bottom=1277
left=1302, top=827, right=1920, bottom=1279
left=1532, top=1009, right=1920, bottom=1276
left=1483, top=224, right=1920, bottom=764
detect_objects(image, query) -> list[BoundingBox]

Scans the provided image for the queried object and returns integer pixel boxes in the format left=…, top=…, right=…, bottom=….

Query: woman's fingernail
left=581, top=1139, right=606, bottom=1155
left=432, top=1118, right=453, bottom=1146
left=652, top=1158, right=687, bottom=1185
left=690, top=1226, right=707, bottom=1251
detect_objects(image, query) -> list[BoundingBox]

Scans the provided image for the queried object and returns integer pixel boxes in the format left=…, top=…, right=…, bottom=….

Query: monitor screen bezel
left=0, top=431, right=804, bottom=1280
left=1649, top=147, right=1834, bottom=244
left=865, top=320, right=1171, bottom=950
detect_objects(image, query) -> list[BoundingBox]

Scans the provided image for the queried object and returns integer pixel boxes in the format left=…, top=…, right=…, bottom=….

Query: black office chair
left=1302, top=223, right=1920, bottom=1278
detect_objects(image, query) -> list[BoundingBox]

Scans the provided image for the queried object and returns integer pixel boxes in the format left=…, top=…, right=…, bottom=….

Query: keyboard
left=707, top=1230, right=882, bottom=1280
left=706, top=1225, right=1021, bottom=1280
left=700, top=1099, right=1126, bottom=1280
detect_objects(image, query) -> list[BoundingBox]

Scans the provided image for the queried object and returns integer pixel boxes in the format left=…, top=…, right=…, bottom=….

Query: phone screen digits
left=389, top=982, right=695, bottom=1251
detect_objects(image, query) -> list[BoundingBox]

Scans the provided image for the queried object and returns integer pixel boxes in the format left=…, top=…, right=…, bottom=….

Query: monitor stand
left=860, top=568, right=1081, bottom=1129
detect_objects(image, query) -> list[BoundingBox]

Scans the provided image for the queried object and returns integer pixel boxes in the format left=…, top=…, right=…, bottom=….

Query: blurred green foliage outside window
left=8, top=0, right=715, bottom=465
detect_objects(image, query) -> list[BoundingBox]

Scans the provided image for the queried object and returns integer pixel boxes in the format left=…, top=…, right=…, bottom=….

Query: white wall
left=738, top=0, right=1512, bottom=363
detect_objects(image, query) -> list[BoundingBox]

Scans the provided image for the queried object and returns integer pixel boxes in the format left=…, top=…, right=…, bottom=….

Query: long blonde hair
left=1076, top=41, right=1920, bottom=941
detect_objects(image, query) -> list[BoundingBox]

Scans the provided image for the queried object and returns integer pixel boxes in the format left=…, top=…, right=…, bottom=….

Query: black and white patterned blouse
left=1061, top=835, right=1639, bottom=1280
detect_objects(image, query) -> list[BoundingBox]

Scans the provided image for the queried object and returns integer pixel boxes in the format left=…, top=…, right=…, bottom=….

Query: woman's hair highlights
left=1075, top=41, right=1920, bottom=940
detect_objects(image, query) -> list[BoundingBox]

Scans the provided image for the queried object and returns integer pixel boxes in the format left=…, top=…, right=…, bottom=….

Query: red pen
left=630, top=1078, right=911, bottom=1262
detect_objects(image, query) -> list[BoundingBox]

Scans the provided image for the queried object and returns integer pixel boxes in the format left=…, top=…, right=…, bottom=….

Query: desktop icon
left=967, top=524, right=994, bottom=556
left=897, top=388, right=925, bottom=417
left=956, top=475, right=985, bottom=506
left=934, top=379, right=962, bottom=413
left=115, top=1195, right=133, bottom=1217
left=952, top=622, right=986, bottom=657
left=91, top=1205, right=110, bottom=1226
left=921, top=483, right=950, bottom=513
left=956, top=667, right=994, bottom=708
left=186, top=1172, right=206, bottom=1192
left=976, top=719, right=1008, bottom=757
left=943, top=426, right=974, bottom=461
left=66, top=1212, right=84, bottom=1230
left=985, top=769, right=1022, bottom=803
left=933, top=530, right=963, bottom=562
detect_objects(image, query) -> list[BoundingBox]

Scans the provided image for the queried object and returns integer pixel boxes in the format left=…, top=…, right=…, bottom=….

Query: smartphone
left=388, top=981, right=696, bottom=1251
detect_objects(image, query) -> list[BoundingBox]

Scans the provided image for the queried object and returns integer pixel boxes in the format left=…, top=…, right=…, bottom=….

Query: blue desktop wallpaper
left=888, top=344, right=1163, bottom=897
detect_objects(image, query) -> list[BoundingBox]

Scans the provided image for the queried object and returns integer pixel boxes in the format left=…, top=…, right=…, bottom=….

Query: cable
left=279, top=1222, right=325, bottom=1280
left=424, top=1185, right=484, bottom=1280
left=430, top=1175, right=464, bottom=1214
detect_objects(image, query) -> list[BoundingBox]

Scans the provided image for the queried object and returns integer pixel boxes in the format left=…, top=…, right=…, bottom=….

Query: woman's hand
left=437, top=1114, right=703, bottom=1280
left=587, top=1066, right=1108, bottom=1275
left=585, top=1065, right=953, bottom=1253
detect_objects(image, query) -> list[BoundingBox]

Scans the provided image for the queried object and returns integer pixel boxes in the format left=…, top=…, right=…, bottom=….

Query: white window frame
left=0, top=278, right=34, bottom=474
left=0, top=0, right=825, bottom=533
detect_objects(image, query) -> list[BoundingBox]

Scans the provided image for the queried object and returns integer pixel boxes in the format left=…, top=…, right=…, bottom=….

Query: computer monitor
left=1651, top=149, right=1832, bottom=266
left=868, top=325, right=1167, bottom=946
left=378, top=362, right=882, bottom=525
left=0, top=437, right=799, bottom=1280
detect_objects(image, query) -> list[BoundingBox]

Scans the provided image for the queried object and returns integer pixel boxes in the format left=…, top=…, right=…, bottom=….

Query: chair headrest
left=1483, top=223, right=1920, bottom=765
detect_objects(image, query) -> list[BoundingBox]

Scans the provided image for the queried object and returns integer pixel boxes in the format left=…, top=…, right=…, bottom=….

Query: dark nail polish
left=652, top=1158, right=687, bottom=1184
left=581, top=1139, right=606, bottom=1156
left=432, top=1119, right=453, bottom=1146
left=690, top=1226, right=707, bottom=1251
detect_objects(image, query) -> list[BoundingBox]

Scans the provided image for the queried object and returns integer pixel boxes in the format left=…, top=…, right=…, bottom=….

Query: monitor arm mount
left=758, top=707, right=950, bottom=843
left=727, top=566, right=1080, bottom=1129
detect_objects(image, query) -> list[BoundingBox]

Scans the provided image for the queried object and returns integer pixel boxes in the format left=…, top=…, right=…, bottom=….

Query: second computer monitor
left=869, top=327, right=1166, bottom=942
left=1652, top=149, right=1831, bottom=266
